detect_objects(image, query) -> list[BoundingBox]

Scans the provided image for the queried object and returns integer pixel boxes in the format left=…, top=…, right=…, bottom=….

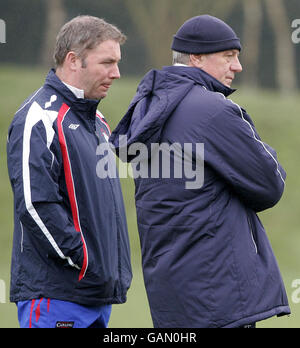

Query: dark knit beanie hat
left=171, top=15, right=242, bottom=54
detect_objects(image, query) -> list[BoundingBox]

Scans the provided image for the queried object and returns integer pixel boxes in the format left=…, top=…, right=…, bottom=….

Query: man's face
left=76, top=39, right=121, bottom=99
left=191, top=49, right=242, bottom=87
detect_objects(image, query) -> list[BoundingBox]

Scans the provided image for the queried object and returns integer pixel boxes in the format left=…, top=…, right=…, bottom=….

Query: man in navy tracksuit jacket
left=110, top=16, right=290, bottom=328
left=7, top=16, right=132, bottom=328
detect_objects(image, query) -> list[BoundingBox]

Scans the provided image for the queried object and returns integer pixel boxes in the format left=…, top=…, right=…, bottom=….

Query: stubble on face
left=78, top=40, right=121, bottom=100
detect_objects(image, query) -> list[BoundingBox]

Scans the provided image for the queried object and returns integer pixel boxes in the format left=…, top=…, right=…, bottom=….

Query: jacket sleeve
left=203, top=102, right=286, bottom=212
left=7, top=106, right=84, bottom=271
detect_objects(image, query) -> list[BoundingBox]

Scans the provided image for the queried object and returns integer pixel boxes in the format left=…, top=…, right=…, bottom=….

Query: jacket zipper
left=247, top=216, right=258, bottom=254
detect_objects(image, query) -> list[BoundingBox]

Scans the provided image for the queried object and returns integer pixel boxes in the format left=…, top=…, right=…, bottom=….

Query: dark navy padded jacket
left=7, top=69, right=132, bottom=306
left=110, top=66, right=290, bottom=327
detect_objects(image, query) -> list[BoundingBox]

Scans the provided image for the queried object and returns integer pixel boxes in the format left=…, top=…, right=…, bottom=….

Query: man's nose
left=232, top=57, right=243, bottom=73
left=110, top=64, right=121, bottom=79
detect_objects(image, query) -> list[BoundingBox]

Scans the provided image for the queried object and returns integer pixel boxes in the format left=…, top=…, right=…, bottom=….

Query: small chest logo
left=69, top=124, right=80, bottom=130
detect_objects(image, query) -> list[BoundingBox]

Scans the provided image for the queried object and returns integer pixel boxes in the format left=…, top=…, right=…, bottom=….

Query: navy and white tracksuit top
left=110, top=66, right=291, bottom=328
left=7, top=69, right=132, bottom=306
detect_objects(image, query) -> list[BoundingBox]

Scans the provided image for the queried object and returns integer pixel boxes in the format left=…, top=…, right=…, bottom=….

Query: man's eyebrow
left=101, top=56, right=121, bottom=63
left=225, top=49, right=240, bottom=55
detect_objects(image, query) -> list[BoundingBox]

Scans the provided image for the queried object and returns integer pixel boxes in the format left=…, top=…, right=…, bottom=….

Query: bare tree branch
left=241, top=0, right=263, bottom=88
left=264, top=0, right=297, bottom=93
left=40, top=0, right=66, bottom=68
left=125, top=0, right=240, bottom=69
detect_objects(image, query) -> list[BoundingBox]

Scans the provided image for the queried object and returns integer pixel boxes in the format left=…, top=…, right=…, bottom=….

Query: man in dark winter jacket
left=7, top=16, right=132, bottom=328
left=110, top=15, right=290, bottom=328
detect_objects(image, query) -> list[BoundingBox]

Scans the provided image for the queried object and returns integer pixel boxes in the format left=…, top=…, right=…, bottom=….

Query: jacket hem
left=10, top=293, right=128, bottom=307
left=222, top=305, right=291, bottom=328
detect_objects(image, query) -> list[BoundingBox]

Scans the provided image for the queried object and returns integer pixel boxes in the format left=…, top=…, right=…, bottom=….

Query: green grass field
left=0, top=65, right=300, bottom=328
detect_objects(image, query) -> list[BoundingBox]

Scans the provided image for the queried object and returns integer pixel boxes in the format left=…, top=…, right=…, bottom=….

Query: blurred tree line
left=1, top=0, right=300, bottom=93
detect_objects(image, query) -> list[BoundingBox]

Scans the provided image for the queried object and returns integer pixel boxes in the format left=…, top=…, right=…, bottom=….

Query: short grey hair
left=172, top=50, right=191, bottom=65
left=54, top=15, right=126, bottom=67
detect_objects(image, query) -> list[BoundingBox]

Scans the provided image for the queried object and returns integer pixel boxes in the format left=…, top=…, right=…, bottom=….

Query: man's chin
left=224, top=78, right=234, bottom=88
left=85, top=92, right=108, bottom=100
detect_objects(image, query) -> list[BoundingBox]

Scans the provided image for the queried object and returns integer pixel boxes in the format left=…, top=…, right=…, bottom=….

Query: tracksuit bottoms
left=17, top=298, right=112, bottom=328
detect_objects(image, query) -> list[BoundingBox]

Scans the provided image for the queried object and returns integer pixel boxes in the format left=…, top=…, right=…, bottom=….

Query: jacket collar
left=162, top=65, right=236, bottom=97
left=44, top=69, right=100, bottom=116
left=62, top=81, right=85, bottom=99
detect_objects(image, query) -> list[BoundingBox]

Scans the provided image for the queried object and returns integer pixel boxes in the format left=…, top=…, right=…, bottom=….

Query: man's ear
left=64, top=51, right=80, bottom=72
left=189, top=54, right=205, bottom=68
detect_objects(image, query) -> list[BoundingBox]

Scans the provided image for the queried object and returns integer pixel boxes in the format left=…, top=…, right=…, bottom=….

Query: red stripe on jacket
left=57, top=103, right=88, bottom=281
